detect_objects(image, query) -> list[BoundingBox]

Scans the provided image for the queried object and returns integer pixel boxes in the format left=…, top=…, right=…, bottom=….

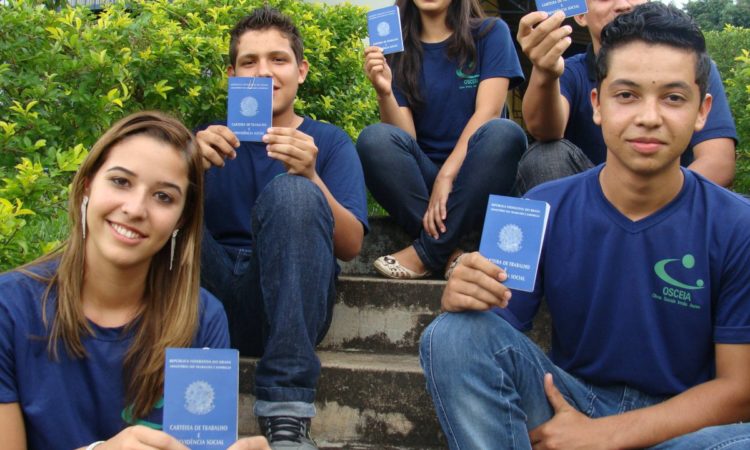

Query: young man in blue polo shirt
left=195, top=7, right=368, bottom=450
left=516, top=0, right=737, bottom=191
left=420, top=4, right=750, bottom=448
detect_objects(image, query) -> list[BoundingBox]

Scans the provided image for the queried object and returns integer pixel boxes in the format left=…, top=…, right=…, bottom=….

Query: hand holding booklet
left=163, top=347, right=239, bottom=450
left=479, top=195, right=550, bottom=292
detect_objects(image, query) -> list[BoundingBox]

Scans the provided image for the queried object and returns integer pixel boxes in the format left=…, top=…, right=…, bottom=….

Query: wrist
left=86, top=441, right=105, bottom=450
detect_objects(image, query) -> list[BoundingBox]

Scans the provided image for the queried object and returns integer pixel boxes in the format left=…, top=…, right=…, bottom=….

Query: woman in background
left=358, top=0, right=526, bottom=279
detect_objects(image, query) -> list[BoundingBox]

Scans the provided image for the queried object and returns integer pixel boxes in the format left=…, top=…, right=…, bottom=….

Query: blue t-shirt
left=202, top=117, right=369, bottom=249
left=393, top=18, right=524, bottom=162
left=560, top=46, right=737, bottom=165
left=0, top=265, right=230, bottom=450
left=499, top=167, right=750, bottom=396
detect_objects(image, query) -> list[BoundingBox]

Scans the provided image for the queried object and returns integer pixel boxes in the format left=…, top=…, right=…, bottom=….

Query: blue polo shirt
left=393, top=18, right=524, bottom=162
left=202, top=117, right=369, bottom=249
left=499, top=167, right=750, bottom=396
left=0, top=263, right=230, bottom=449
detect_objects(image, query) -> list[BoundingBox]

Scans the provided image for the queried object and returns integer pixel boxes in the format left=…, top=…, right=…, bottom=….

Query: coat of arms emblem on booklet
left=479, top=195, right=550, bottom=292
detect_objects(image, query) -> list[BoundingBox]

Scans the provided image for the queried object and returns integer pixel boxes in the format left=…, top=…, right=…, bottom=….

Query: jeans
left=356, top=119, right=526, bottom=272
left=420, top=312, right=750, bottom=450
left=201, top=175, right=336, bottom=418
left=515, top=139, right=595, bottom=195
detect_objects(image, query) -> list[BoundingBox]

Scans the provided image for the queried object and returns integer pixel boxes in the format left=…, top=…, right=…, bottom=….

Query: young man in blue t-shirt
left=516, top=0, right=737, bottom=191
left=420, top=4, right=750, bottom=449
left=195, top=7, right=368, bottom=450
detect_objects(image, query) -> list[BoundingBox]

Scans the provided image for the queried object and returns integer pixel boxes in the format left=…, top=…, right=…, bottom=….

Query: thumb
left=544, top=373, right=571, bottom=413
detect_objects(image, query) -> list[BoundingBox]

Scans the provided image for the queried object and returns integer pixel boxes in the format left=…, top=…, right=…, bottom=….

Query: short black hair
left=596, top=2, right=711, bottom=99
left=228, top=6, right=304, bottom=67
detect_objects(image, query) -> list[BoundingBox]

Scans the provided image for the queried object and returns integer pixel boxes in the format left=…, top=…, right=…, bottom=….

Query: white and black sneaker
left=258, top=416, right=318, bottom=450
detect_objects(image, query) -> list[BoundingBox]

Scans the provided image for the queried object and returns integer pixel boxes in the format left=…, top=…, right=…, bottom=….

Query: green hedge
left=705, top=25, right=750, bottom=194
left=0, top=0, right=378, bottom=269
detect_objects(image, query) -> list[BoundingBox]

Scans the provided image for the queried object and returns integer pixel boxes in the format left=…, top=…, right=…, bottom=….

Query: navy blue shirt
left=0, top=265, right=230, bottom=450
left=499, top=167, right=750, bottom=396
left=393, top=18, right=524, bottom=162
left=560, top=45, right=737, bottom=165
left=202, top=117, right=369, bottom=249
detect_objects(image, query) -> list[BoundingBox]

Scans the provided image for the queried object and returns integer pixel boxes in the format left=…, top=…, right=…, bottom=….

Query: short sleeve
left=691, top=61, right=738, bottom=147
left=317, top=128, right=370, bottom=233
left=477, top=19, right=524, bottom=89
left=194, top=289, right=230, bottom=349
left=0, top=279, right=20, bottom=403
left=713, top=214, right=750, bottom=343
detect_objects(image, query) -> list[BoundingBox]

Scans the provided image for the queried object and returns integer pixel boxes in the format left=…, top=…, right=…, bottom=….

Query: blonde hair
left=29, top=111, right=205, bottom=420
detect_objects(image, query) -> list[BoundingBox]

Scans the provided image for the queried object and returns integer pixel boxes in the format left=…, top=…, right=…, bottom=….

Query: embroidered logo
left=456, top=67, right=479, bottom=89
left=650, top=254, right=704, bottom=310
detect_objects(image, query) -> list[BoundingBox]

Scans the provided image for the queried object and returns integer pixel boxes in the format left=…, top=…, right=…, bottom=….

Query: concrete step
left=239, top=351, right=445, bottom=448
left=322, top=276, right=444, bottom=354
left=327, top=275, right=552, bottom=354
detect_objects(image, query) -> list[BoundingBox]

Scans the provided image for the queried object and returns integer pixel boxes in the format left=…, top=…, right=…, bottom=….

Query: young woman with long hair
left=358, top=0, right=527, bottom=279
left=0, top=112, right=269, bottom=450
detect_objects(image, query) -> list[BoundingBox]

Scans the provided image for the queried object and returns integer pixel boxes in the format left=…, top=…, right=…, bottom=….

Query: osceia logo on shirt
left=650, top=253, right=705, bottom=310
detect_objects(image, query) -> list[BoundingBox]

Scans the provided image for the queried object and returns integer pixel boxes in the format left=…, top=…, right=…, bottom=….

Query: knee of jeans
left=256, top=175, right=331, bottom=225
left=517, top=140, right=566, bottom=176
left=471, top=119, right=527, bottom=159
left=420, top=312, right=515, bottom=369
left=357, top=123, right=395, bottom=155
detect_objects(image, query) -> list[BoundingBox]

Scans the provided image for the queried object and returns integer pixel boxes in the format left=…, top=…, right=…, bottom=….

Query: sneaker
left=258, top=416, right=318, bottom=450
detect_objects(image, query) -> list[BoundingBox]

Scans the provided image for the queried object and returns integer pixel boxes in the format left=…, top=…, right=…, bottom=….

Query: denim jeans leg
left=515, top=139, right=595, bottom=195
left=356, top=123, right=439, bottom=238
left=251, top=174, right=336, bottom=418
left=200, top=228, right=265, bottom=356
left=649, top=423, right=750, bottom=449
left=413, top=119, right=527, bottom=271
left=420, top=312, right=598, bottom=450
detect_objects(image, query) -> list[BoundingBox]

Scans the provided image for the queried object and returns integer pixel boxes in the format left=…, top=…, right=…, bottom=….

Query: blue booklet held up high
left=227, top=77, right=273, bottom=142
left=163, top=348, right=239, bottom=450
left=479, top=195, right=550, bottom=292
left=536, top=0, right=587, bottom=17
left=367, top=5, right=404, bottom=55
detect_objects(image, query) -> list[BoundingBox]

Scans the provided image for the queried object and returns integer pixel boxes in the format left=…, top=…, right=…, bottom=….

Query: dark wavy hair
left=389, top=0, right=491, bottom=110
left=229, top=5, right=304, bottom=66
left=596, top=2, right=711, bottom=99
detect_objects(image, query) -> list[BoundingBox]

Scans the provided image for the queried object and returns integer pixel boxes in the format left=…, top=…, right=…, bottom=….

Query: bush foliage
left=0, top=0, right=377, bottom=269
left=705, top=26, right=750, bottom=194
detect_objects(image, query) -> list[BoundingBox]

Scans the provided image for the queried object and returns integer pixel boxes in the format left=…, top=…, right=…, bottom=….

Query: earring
left=169, top=229, right=179, bottom=271
left=81, top=196, right=89, bottom=240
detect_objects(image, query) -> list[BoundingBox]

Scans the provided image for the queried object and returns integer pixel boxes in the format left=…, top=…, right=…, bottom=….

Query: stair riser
left=239, top=359, right=444, bottom=447
left=323, top=277, right=443, bottom=353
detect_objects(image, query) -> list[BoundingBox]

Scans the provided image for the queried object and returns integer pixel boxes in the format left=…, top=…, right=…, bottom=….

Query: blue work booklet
left=163, top=348, right=239, bottom=449
left=479, top=195, right=550, bottom=292
left=367, top=5, right=404, bottom=54
left=536, top=0, right=587, bottom=17
left=227, top=77, right=272, bottom=142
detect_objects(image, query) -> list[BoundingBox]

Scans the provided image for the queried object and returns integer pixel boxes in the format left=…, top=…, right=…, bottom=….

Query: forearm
left=598, top=378, right=750, bottom=448
left=310, top=174, right=364, bottom=261
left=522, top=68, right=568, bottom=141
left=687, top=138, right=736, bottom=187
left=377, top=93, right=416, bottom=137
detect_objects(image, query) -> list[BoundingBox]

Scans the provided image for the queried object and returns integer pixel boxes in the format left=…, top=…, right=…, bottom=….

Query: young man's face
left=575, top=0, right=644, bottom=51
left=228, top=28, right=309, bottom=119
left=592, top=42, right=712, bottom=178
